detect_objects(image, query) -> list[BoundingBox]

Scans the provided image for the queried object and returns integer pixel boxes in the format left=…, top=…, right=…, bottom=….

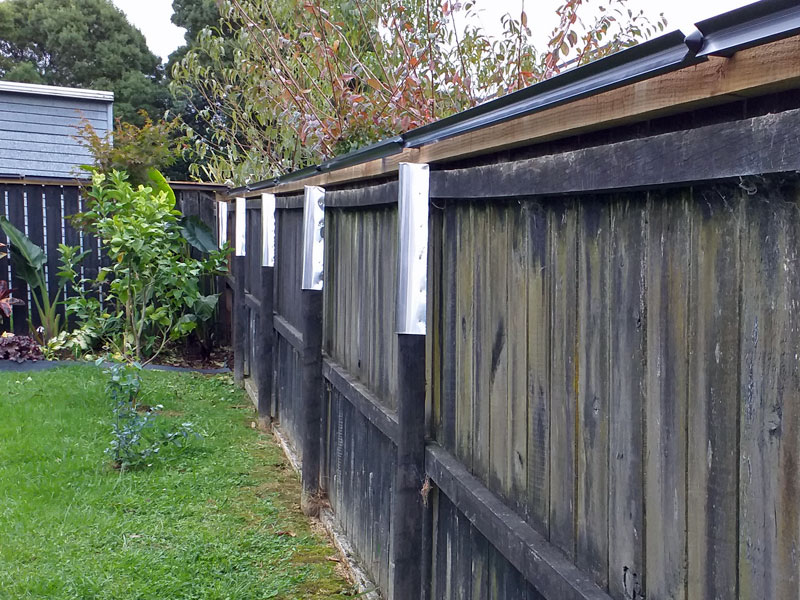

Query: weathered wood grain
left=488, top=204, right=510, bottom=497
left=645, top=190, right=691, bottom=600
left=472, top=204, right=491, bottom=483
left=507, top=203, right=528, bottom=516
left=525, top=201, right=550, bottom=536
left=548, top=199, right=578, bottom=560
left=444, top=201, right=460, bottom=455
left=576, top=199, right=610, bottom=589
left=687, top=184, right=741, bottom=600
left=738, top=180, right=800, bottom=600
left=607, top=196, right=647, bottom=600
left=430, top=108, right=800, bottom=201
left=427, top=444, right=613, bottom=600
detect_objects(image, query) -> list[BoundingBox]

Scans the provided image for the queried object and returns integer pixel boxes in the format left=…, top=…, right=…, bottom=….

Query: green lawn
left=0, top=366, right=353, bottom=599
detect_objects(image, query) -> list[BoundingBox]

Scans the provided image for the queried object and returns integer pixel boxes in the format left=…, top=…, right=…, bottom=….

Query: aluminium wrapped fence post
left=300, top=186, right=325, bottom=516
left=391, top=163, right=430, bottom=599
left=257, top=193, right=276, bottom=422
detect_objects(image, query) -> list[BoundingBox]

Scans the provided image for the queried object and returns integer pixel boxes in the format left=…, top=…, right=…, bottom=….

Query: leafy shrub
left=0, top=218, right=80, bottom=342
left=66, top=170, right=227, bottom=363
left=102, top=359, right=202, bottom=469
left=74, top=113, right=189, bottom=186
left=0, top=335, right=43, bottom=362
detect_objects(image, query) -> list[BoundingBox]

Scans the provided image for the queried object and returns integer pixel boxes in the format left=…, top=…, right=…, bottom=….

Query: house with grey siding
left=0, top=81, right=113, bottom=179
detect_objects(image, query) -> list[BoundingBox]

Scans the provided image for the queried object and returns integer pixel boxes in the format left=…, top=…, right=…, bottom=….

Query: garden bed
left=0, top=366, right=355, bottom=599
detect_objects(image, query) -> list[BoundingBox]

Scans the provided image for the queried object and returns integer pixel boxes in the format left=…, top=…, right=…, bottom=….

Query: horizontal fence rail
left=224, top=30, right=800, bottom=600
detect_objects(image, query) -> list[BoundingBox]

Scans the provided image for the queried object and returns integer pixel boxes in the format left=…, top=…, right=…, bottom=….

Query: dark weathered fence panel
left=273, top=203, right=305, bottom=450
left=225, top=79, right=800, bottom=600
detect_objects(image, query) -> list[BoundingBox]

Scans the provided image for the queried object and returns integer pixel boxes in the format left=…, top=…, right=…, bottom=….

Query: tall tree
left=0, top=0, right=167, bottom=124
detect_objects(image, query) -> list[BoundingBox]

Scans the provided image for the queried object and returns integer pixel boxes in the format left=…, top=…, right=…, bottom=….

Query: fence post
left=257, top=193, right=277, bottom=422
left=300, top=288, right=323, bottom=514
left=390, top=163, right=430, bottom=599
left=232, top=197, right=247, bottom=384
left=232, top=255, right=246, bottom=384
left=257, top=266, right=274, bottom=420
left=299, top=185, right=325, bottom=515
left=392, top=333, right=426, bottom=598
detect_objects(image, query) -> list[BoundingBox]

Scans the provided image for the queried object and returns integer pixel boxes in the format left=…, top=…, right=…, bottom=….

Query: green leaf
left=147, top=168, right=176, bottom=208
left=180, top=215, right=217, bottom=254
left=0, top=216, right=46, bottom=288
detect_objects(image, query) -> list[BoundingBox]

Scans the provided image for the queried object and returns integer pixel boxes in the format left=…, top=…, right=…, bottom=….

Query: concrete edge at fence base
left=271, top=423, right=382, bottom=599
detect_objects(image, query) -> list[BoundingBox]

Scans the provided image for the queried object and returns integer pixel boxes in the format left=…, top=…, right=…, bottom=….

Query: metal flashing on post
left=218, top=201, right=228, bottom=249
left=261, top=193, right=276, bottom=267
left=235, top=197, right=246, bottom=256
left=396, top=163, right=429, bottom=335
left=301, top=186, right=325, bottom=290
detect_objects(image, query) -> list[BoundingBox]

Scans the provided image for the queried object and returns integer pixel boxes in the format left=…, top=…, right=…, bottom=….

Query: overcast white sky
left=112, top=0, right=759, bottom=63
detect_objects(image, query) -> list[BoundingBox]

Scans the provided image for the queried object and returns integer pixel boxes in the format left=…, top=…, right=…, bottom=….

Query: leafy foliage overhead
left=0, top=0, right=166, bottom=124
left=170, top=0, right=666, bottom=184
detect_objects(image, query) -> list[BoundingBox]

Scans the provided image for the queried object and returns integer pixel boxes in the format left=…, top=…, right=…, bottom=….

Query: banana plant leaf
left=0, top=216, right=45, bottom=289
left=180, top=215, right=217, bottom=254
left=147, top=167, right=176, bottom=208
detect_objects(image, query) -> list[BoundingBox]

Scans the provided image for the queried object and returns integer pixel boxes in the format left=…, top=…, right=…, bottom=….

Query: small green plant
left=101, top=359, right=201, bottom=469
left=0, top=218, right=85, bottom=342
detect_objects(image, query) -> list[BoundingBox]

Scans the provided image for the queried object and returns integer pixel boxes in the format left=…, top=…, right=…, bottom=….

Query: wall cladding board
left=0, top=90, right=111, bottom=179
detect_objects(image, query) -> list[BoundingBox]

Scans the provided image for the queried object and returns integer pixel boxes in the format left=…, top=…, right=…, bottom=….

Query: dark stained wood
left=687, top=184, right=741, bottom=600
left=576, top=199, right=609, bottom=589
left=507, top=204, right=527, bottom=516
left=607, top=195, right=647, bottom=599
left=525, top=202, right=550, bottom=536
left=24, top=185, right=44, bottom=328
left=325, top=181, right=397, bottom=208
left=6, top=184, right=29, bottom=332
left=548, top=199, right=578, bottom=559
left=300, top=288, right=324, bottom=514
left=487, top=204, right=510, bottom=499
left=426, top=444, right=613, bottom=600
left=645, top=189, right=691, bottom=600
left=442, top=201, right=458, bottom=454
left=44, top=185, right=65, bottom=323
left=390, top=333, right=427, bottom=600
left=322, top=357, right=399, bottom=443
left=472, top=204, right=491, bottom=484
left=430, top=108, right=800, bottom=199
left=738, top=180, right=800, bottom=600
left=275, top=193, right=304, bottom=210
left=257, top=266, right=274, bottom=420
left=233, top=255, right=246, bottom=383
left=274, top=313, right=303, bottom=353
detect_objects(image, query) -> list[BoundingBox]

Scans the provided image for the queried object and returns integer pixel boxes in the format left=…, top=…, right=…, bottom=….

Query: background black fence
left=0, top=179, right=223, bottom=337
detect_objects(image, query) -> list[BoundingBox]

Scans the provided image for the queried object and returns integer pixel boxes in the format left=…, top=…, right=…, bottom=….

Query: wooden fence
left=0, top=179, right=223, bottom=336
left=224, top=34, right=800, bottom=600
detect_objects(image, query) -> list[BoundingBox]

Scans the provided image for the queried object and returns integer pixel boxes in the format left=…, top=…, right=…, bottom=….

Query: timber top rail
left=224, top=0, right=800, bottom=199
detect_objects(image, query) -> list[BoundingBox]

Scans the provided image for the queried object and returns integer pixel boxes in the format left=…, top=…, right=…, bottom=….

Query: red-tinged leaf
left=520, top=10, right=527, bottom=27
left=567, top=30, right=578, bottom=46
